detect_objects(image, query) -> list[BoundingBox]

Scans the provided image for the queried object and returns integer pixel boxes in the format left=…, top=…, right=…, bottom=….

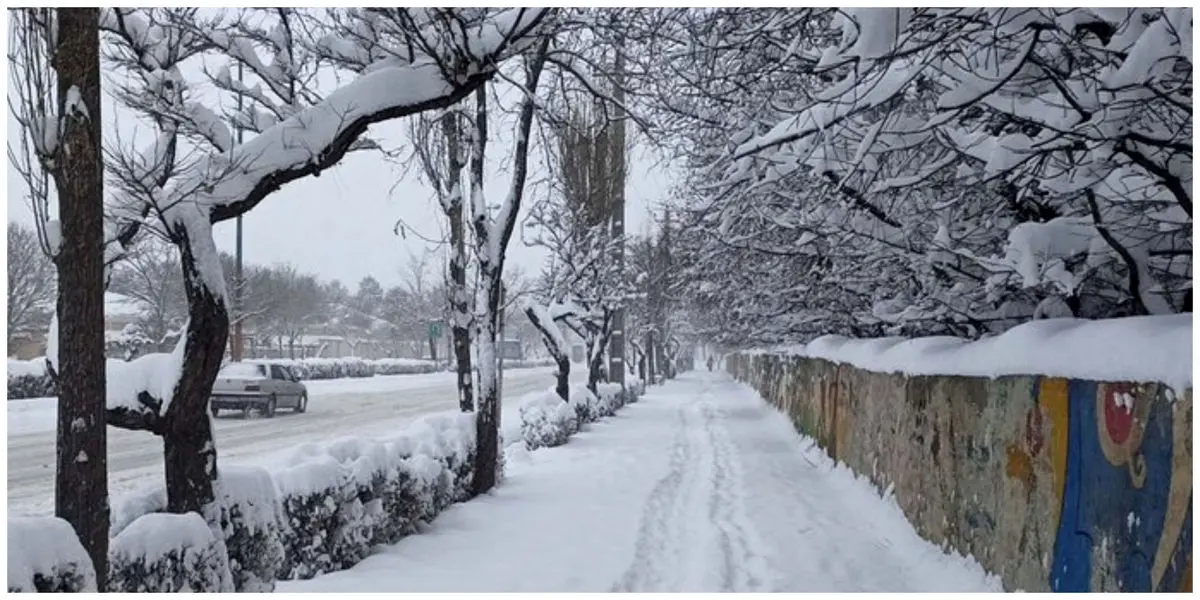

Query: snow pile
left=751, top=315, right=1192, bottom=391
left=519, top=389, right=579, bottom=450
left=7, top=516, right=97, bottom=593
left=109, top=512, right=234, bottom=593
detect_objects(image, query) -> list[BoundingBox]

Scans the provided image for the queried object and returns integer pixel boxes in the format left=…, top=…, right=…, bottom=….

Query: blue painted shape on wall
left=1050, top=380, right=1186, bottom=592
left=1051, top=379, right=1092, bottom=592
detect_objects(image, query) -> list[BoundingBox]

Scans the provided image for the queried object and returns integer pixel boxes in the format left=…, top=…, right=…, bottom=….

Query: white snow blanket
left=749, top=314, right=1192, bottom=391
left=278, top=372, right=1001, bottom=593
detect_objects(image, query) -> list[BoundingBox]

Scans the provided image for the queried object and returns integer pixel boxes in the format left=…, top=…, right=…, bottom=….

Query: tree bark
left=525, top=306, right=570, bottom=401
left=161, top=227, right=226, bottom=514
left=442, top=110, right=474, bottom=413
left=51, top=8, right=109, bottom=589
left=471, top=40, right=549, bottom=495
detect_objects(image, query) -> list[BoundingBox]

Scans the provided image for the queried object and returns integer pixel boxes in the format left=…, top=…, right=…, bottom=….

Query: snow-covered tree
left=7, top=222, right=57, bottom=338
left=640, top=8, right=1191, bottom=345
left=9, top=7, right=112, bottom=587
left=466, top=37, right=552, bottom=495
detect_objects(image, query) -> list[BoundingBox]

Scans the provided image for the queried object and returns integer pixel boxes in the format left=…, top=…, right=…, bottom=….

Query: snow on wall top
left=746, top=315, right=1193, bottom=391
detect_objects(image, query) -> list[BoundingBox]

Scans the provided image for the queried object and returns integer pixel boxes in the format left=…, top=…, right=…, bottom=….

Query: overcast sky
left=6, top=25, right=677, bottom=291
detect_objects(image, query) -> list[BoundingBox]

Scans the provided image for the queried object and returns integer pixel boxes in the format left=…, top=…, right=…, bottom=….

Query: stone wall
left=728, top=353, right=1192, bottom=593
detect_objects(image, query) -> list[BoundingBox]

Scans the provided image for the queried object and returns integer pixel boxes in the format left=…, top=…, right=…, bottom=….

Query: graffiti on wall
left=728, top=353, right=1193, bottom=593
left=1047, top=380, right=1192, bottom=593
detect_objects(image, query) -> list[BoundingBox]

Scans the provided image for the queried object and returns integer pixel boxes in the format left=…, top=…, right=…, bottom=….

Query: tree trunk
left=472, top=291, right=500, bottom=496
left=161, top=227, right=226, bottom=514
left=525, top=306, right=569, bottom=402
left=645, top=330, right=657, bottom=386
left=442, top=109, right=474, bottom=413
left=51, top=8, right=108, bottom=589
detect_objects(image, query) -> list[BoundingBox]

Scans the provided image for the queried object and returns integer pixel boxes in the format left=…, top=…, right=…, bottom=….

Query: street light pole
left=608, top=37, right=627, bottom=388
left=232, top=62, right=246, bottom=362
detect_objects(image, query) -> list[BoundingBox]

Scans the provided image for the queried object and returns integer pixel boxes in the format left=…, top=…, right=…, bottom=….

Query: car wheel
left=264, top=395, right=277, bottom=418
left=295, top=393, right=307, bottom=414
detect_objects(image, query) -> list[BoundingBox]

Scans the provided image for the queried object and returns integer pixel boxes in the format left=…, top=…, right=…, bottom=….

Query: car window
left=270, top=365, right=286, bottom=380
left=220, top=363, right=265, bottom=378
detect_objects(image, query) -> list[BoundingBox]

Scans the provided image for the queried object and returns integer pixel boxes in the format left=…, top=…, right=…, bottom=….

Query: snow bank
left=752, top=315, right=1192, bottom=391
left=7, top=516, right=97, bottom=593
left=109, top=512, right=234, bottom=593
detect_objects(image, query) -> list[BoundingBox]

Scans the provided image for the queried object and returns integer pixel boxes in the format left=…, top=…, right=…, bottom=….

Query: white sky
left=5, top=17, right=677, bottom=291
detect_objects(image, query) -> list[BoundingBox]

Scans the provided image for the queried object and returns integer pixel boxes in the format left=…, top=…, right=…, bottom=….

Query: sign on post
left=428, top=321, right=443, bottom=339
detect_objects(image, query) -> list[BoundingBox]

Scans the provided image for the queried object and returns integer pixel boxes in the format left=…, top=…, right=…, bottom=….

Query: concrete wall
left=727, top=353, right=1192, bottom=593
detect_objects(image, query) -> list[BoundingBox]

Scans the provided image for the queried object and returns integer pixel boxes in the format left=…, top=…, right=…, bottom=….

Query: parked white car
left=210, top=361, right=308, bottom=418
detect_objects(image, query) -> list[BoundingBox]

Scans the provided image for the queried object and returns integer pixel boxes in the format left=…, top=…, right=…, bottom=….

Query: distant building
left=500, top=339, right=523, bottom=362
left=7, top=292, right=148, bottom=360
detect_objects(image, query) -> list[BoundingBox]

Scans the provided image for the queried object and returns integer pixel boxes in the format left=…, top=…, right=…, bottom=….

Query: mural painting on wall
left=1047, top=380, right=1192, bottom=592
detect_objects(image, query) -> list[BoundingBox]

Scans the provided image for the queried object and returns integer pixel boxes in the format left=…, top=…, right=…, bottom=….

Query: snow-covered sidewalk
left=279, top=371, right=1002, bottom=593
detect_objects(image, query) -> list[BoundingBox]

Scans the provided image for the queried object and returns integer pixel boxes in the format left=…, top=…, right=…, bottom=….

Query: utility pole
left=232, top=63, right=245, bottom=362
left=608, top=33, right=627, bottom=388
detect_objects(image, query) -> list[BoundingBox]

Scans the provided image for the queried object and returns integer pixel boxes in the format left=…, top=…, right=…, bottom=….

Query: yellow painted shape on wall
left=1152, top=398, right=1192, bottom=591
left=1037, top=378, right=1069, bottom=529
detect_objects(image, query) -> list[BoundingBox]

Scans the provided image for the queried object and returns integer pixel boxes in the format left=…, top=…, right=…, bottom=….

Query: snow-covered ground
left=7, top=366, right=572, bottom=517
left=279, top=371, right=1003, bottom=593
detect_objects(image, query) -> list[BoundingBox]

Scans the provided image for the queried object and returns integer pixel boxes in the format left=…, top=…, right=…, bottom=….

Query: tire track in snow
left=613, top=383, right=775, bottom=592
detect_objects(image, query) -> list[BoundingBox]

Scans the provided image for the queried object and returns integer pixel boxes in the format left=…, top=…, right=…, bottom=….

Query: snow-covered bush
left=261, top=357, right=445, bottom=380
left=7, top=517, right=97, bottom=593
left=210, top=467, right=286, bottom=592
left=520, top=389, right=579, bottom=450
left=7, top=358, right=54, bottom=400
left=371, top=358, right=444, bottom=376
left=626, top=378, right=646, bottom=403
left=595, top=382, right=625, bottom=417
left=273, top=456, right=348, bottom=579
left=570, top=384, right=601, bottom=425
left=417, top=412, right=478, bottom=504
left=108, top=512, right=234, bottom=593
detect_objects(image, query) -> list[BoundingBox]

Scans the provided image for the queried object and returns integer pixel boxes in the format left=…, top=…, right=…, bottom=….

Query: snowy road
left=281, top=371, right=1001, bottom=593
left=7, top=367, right=565, bottom=517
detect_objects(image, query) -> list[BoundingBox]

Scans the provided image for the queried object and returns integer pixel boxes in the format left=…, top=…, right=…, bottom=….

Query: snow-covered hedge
left=109, top=466, right=286, bottom=593
left=108, top=513, right=234, bottom=593
left=519, top=382, right=642, bottom=451
left=519, top=390, right=580, bottom=450
left=7, top=516, right=98, bottom=593
left=6, top=356, right=560, bottom=399
left=272, top=412, right=475, bottom=579
left=7, top=358, right=55, bottom=400
left=210, top=467, right=287, bottom=592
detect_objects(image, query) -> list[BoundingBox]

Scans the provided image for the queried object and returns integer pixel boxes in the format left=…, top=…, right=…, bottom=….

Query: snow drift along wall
left=728, top=323, right=1192, bottom=593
